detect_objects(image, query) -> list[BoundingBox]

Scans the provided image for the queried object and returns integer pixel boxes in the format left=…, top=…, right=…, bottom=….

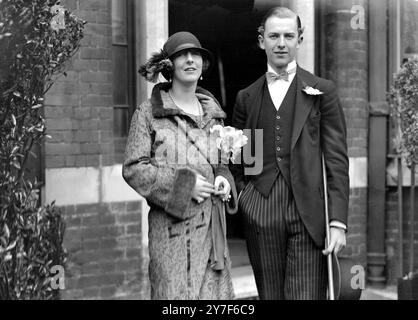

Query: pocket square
left=302, top=86, right=323, bottom=95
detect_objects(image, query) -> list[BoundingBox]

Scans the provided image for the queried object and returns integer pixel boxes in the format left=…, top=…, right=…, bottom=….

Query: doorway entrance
left=169, top=0, right=267, bottom=267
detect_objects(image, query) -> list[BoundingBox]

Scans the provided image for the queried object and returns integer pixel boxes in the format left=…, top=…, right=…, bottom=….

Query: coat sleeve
left=122, top=106, right=196, bottom=220
left=320, top=80, right=350, bottom=226
left=229, top=90, right=247, bottom=195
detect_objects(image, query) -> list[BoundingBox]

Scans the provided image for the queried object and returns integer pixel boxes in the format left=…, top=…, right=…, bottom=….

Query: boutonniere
left=302, top=85, right=323, bottom=95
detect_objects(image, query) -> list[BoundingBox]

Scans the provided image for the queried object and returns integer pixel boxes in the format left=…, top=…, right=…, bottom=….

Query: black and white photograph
left=1, top=0, right=418, bottom=307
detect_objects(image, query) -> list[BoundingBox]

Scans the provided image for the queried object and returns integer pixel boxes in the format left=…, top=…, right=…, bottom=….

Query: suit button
left=276, top=126, right=280, bottom=130
left=277, top=147, right=281, bottom=151
left=276, top=115, right=281, bottom=120
left=277, top=157, right=282, bottom=162
left=276, top=136, right=281, bottom=141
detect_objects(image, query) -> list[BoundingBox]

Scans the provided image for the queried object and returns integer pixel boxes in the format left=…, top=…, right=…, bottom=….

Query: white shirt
left=266, top=60, right=297, bottom=111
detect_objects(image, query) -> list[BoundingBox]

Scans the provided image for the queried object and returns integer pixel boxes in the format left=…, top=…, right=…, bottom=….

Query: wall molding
left=45, top=157, right=368, bottom=206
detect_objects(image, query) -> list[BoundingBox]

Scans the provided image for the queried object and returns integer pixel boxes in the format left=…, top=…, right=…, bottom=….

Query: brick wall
left=386, top=187, right=418, bottom=284
left=344, top=188, right=368, bottom=268
left=322, top=0, right=369, bottom=268
left=43, top=0, right=148, bottom=300
left=322, top=0, right=369, bottom=159
left=60, top=201, right=149, bottom=299
left=403, top=0, right=418, bottom=55
left=45, top=0, right=114, bottom=169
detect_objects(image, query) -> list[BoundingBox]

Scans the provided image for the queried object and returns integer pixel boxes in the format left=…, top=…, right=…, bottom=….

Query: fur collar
left=150, top=82, right=226, bottom=120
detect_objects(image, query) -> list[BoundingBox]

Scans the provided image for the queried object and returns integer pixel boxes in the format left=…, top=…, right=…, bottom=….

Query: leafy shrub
left=388, top=58, right=418, bottom=167
left=0, top=0, right=85, bottom=299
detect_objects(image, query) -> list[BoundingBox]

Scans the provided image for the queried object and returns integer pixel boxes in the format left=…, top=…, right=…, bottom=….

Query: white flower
left=302, top=86, right=323, bottom=95
left=210, top=125, right=248, bottom=163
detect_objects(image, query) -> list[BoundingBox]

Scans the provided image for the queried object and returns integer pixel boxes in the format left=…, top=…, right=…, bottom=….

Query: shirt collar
left=267, top=60, right=297, bottom=75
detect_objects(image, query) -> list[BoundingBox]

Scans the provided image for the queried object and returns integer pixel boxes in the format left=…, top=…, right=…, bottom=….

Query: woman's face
left=171, top=49, right=203, bottom=84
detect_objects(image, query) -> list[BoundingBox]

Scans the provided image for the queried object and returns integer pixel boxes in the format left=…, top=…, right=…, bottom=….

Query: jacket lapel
left=245, top=75, right=266, bottom=130
left=291, top=67, right=319, bottom=150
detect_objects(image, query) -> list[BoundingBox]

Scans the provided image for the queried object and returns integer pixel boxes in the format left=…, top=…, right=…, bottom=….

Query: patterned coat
left=123, top=82, right=237, bottom=300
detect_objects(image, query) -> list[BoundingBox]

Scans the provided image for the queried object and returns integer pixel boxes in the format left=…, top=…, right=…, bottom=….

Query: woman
left=123, top=32, right=237, bottom=300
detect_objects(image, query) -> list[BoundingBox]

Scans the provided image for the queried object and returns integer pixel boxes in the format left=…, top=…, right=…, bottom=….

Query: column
left=368, top=0, right=388, bottom=288
left=135, top=0, right=168, bottom=249
left=290, top=0, right=316, bottom=73
left=320, top=0, right=369, bottom=271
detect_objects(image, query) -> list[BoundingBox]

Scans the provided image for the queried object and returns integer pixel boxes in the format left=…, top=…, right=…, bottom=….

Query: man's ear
left=298, top=26, right=305, bottom=46
left=258, top=35, right=265, bottom=50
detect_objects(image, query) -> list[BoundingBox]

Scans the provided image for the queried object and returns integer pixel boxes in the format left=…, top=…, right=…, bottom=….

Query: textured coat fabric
left=231, top=66, right=349, bottom=249
left=123, top=82, right=236, bottom=300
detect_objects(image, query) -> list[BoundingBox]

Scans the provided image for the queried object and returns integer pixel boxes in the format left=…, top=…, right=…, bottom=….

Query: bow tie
left=266, top=68, right=296, bottom=83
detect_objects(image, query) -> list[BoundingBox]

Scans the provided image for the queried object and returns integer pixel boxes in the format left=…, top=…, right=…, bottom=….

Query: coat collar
left=150, top=82, right=226, bottom=121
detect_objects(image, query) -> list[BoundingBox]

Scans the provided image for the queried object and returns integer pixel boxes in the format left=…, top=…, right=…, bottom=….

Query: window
left=112, top=0, right=135, bottom=144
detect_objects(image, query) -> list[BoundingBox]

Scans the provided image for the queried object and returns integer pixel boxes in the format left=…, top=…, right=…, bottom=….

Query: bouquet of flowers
left=210, top=125, right=248, bottom=163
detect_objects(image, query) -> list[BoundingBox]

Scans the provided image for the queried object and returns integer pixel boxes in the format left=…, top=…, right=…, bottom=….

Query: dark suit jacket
left=231, top=66, right=349, bottom=247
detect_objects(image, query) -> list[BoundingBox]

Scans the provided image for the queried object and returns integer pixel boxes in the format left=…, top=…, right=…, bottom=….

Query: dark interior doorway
left=169, top=0, right=266, bottom=123
left=169, top=2, right=267, bottom=256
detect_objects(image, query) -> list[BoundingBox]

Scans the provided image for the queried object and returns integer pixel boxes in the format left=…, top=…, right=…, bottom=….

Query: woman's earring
left=200, top=75, right=203, bottom=81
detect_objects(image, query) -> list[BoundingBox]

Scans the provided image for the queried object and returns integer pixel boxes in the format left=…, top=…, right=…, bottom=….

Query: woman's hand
left=214, top=176, right=231, bottom=202
left=192, top=174, right=215, bottom=204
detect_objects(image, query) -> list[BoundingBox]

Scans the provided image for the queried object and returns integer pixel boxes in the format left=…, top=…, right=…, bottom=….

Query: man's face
left=258, top=16, right=301, bottom=71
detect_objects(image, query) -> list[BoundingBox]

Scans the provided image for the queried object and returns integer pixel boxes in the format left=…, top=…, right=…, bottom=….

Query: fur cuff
left=165, top=168, right=196, bottom=220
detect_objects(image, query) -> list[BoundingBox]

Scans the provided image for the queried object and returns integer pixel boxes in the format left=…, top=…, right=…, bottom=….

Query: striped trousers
left=239, top=173, right=327, bottom=300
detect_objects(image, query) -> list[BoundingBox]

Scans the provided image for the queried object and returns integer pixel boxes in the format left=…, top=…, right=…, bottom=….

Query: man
left=231, top=7, right=349, bottom=300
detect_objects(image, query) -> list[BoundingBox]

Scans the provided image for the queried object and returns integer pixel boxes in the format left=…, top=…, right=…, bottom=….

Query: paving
left=231, top=265, right=398, bottom=300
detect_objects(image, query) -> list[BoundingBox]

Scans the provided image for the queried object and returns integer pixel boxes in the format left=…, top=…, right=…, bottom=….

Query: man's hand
left=322, top=227, right=346, bottom=255
left=214, top=175, right=231, bottom=202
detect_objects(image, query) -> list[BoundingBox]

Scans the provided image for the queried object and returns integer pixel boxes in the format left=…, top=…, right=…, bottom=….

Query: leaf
left=12, top=160, right=21, bottom=170
left=6, top=241, right=17, bottom=251
left=3, top=224, right=10, bottom=238
left=0, top=237, right=7, bottom=248
left=11, top=146, right=19, bottom=154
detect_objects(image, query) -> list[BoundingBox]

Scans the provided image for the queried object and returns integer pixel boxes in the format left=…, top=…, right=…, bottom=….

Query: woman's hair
left=138, top=49, right=211, bottom=83
left=257, top=7, right=304, bottom=38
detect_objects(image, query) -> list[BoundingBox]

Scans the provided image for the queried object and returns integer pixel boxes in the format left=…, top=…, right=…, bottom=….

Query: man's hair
left=257, top=7, right=304, bottom=38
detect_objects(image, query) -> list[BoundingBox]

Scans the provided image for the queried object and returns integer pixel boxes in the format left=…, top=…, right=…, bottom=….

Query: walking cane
left=322, top=153, right=335, bottom=300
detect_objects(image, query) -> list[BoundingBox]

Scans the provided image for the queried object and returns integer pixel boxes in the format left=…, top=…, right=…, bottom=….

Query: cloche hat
left=138, top=31, right=214, bottom=82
